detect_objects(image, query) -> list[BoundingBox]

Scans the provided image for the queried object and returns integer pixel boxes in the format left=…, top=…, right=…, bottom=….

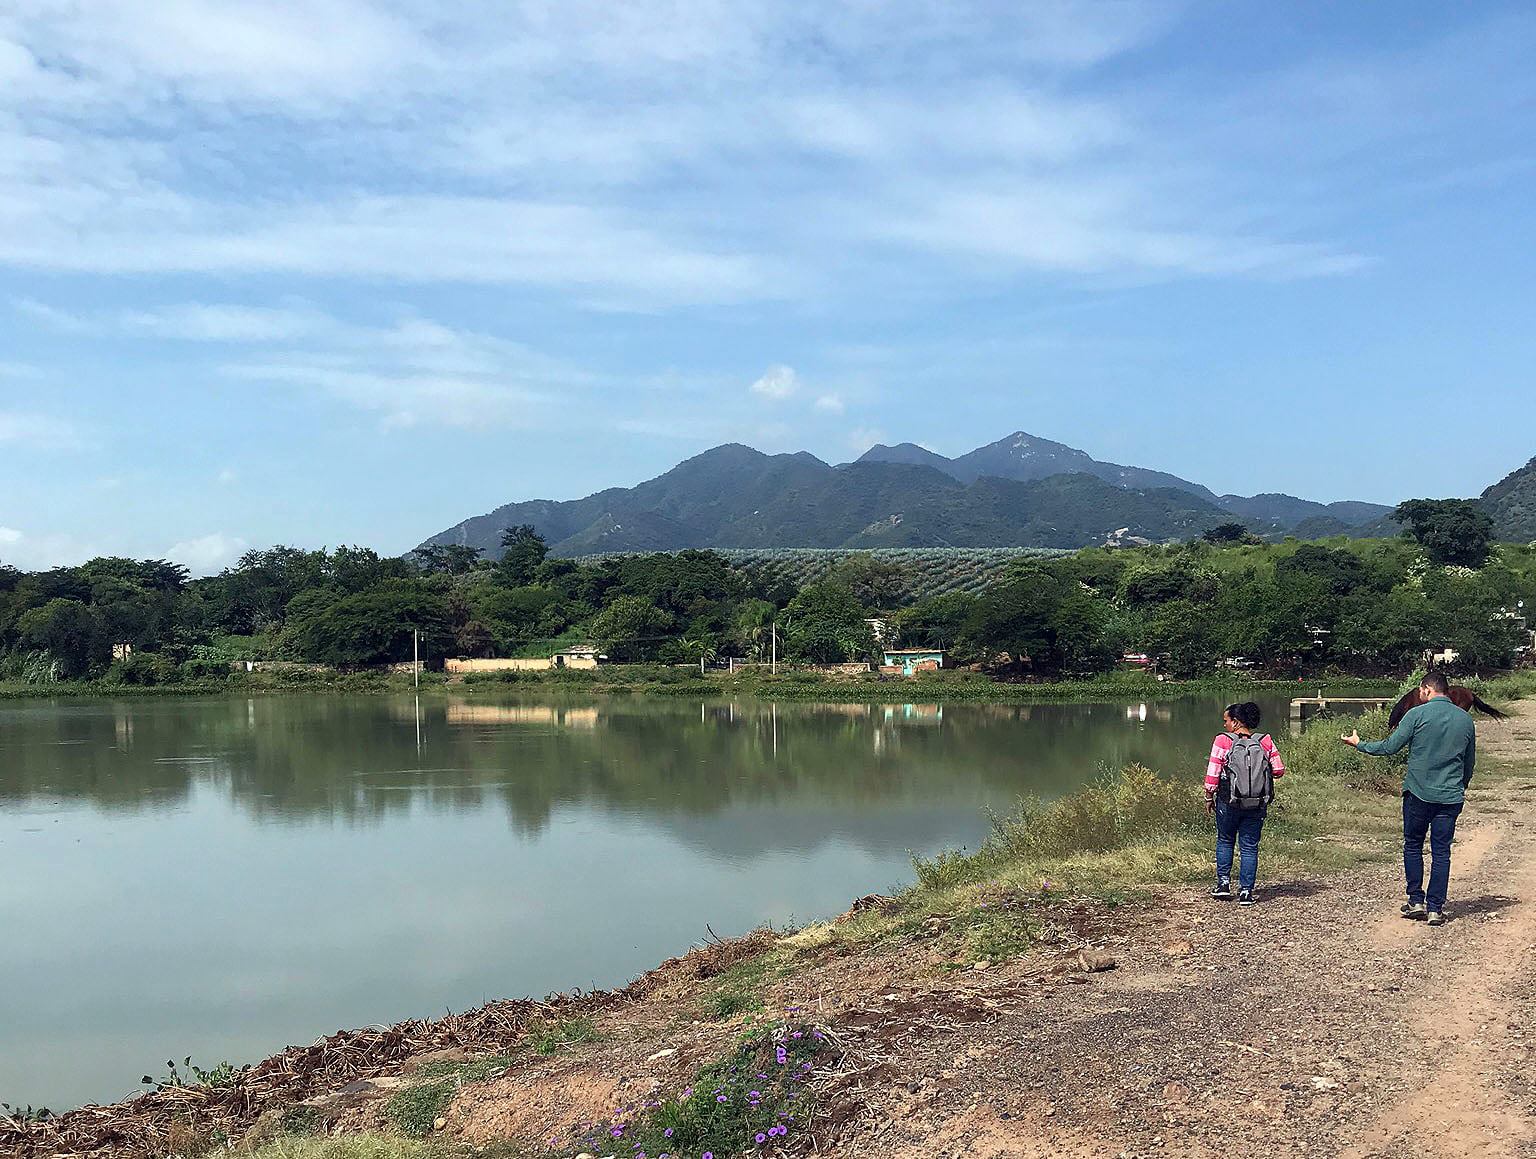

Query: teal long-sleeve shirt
left=1357, top=696, right=1477, bottom=805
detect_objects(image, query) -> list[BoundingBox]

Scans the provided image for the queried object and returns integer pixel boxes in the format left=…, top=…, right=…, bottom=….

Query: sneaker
left=1400, top=902, right=1428, bottom=920
left=1238, top=889, right=1255, bottom=907
left=1211, top=880, right=1234, bottom=901
left=1427, top=911, right=1445, bottom=927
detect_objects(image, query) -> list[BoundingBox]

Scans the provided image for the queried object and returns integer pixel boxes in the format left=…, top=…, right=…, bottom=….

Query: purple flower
left=755, top=1134, right=767, bottom=1144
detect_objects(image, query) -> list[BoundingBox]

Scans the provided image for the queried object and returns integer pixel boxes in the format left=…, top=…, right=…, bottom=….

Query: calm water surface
left=1, top=691, right=1309, bottom=1109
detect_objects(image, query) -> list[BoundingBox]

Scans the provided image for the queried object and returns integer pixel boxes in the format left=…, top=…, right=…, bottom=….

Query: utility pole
left=413, top=629, right=420, bottom=690
left=771, top=621, right=777, bottom=675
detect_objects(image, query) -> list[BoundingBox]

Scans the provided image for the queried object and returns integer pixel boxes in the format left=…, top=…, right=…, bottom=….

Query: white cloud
left=0, top=0, right=1384, bottom=307
left=749, top=365, right=799, bottom=401
left=0, top=528, right=100, bottom=569
left=19, top=296, right=594, bottom=430
left=119, top=302, right=333, bottom=342
left=0, top=410, right=83, bottom=449
left=166, top=532, right=249, bottom=574
left=4, top=0, right=415, bottom=107
left=217, top=468, right=239, bottom=485
left=813, top=393, right=845, bottom=414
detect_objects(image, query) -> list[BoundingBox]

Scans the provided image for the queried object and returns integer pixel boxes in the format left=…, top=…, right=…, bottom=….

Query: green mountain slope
left=1481, top=456, right=1536, bottom=541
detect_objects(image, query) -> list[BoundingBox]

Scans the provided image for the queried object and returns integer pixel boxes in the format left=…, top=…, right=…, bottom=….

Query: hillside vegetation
left=4, top=521, right=1533, bottom=687
left=1482, top=455, right=1536, bottom=542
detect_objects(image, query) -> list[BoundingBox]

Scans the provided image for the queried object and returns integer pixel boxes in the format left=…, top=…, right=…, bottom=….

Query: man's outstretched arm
left=1344, top=713, right=1414, bottom=756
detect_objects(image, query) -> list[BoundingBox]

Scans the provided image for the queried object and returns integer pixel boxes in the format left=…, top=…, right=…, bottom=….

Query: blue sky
left=1, top=1, right=1532, bottom=571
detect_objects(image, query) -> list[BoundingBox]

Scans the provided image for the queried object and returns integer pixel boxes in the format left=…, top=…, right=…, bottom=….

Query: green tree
left=17, top=598, right=106, bottom=678
left=1144, top=599, right=1223, bottom=678
left=730, top=598, right=777, bottom=661
left=828, top=555, right=907, bottom=611
left=1394, top=499, right=1495, bottom=567
left=288, top=580, right=452, bottom=667
left=782, top=583, right=875, bottom=664
left=893, top=592, right=976, bottom=653
left=590, top=595, right=674, bottom=662
left=411, top=544, right=485, bottom=576
left=497, top=525, right=549, bottom=586
left=1202, top=522, right=1253, bottom=544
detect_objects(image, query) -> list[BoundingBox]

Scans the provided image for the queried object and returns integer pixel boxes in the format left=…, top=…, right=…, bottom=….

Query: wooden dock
left=1289, top=693, right=1396, bottom=721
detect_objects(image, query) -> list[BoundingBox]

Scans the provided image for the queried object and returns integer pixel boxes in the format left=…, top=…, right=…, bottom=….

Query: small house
left=880, top=647, right=945, bottom=676
left=552, top=645, right=602, bottom=669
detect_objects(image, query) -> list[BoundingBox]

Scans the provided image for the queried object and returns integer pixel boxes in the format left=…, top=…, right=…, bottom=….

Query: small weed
left=527, top=1016, right=596, bottom=1056
left=0, top=1103, right=53, bottom=1123
left=709, top=988, right=761, bottom=1019
left=959, top=903, right=1040, bottom=962
left=278, top=1104, right=321, bottom=1136
left=142, top=1056, right=245, bottom=1092
left=384, top=1081, right=454, bottom=1137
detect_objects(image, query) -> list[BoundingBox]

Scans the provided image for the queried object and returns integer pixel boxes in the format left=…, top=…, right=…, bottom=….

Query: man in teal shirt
left=1342, top=672, right=1476, bottom=926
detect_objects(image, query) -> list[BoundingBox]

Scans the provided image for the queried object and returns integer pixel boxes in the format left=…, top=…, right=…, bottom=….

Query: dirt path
left=809, top=701, right=1536, bottom=1158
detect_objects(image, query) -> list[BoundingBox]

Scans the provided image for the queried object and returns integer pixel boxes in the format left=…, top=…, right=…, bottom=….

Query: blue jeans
left=1215, top=798, right=1267, bottom=892
left=1403, top=792, right=1462, bottom=913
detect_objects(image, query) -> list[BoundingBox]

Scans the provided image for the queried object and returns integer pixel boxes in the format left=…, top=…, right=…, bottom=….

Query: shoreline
left=0, top=667, right=1412, bottom=705
left=8, top=683, right=1531, bottom=1157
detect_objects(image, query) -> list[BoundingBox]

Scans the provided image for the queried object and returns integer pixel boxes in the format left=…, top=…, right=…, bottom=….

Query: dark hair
left=1226, top=701, right=1262, bottom=729
left=1422, top=671, right=1449, bottom=694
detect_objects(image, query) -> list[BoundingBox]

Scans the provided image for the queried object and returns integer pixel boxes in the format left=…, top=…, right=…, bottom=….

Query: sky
left=1, top=1, right=1533, bottom=572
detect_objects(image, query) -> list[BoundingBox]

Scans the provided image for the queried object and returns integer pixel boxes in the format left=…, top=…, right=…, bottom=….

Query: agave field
left=577, top=547, right=1068, bottom=602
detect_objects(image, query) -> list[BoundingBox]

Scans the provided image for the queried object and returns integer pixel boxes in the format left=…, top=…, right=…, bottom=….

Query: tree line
left=2, top=500, right=1531, bottom=684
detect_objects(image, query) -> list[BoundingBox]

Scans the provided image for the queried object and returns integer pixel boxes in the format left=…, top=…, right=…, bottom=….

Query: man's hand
left=1204, top=791, right=1216, bottom=814
left=1341, top=729, right=1361, bottom=748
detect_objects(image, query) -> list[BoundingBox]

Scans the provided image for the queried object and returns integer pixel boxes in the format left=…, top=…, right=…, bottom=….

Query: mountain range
left=420, top=430, right=1412, bottom=557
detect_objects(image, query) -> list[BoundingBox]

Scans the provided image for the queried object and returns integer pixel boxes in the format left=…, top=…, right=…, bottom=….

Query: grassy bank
left=0, top=663, right=1405, bottom=704
left=790, top=702, right=1418, bottom=962
left=0, top=670, right=450, bottom=701
left=459, top=665, right=1398, bottom=704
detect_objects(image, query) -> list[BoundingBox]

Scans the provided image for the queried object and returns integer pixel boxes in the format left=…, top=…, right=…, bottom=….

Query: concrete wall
left=444, top=655, right=601, bottom=674
left=445, top=657, right=553, bottom=673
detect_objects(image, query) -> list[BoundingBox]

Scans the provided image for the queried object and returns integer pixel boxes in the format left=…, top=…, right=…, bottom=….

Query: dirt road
left=814, top=700, right=1536, bottom=1158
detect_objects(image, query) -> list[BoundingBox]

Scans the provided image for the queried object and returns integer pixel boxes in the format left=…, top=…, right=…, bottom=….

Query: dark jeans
left=1403, top=791, right=1463, bottom=913
left=1215, top=798, right=1267, bottom=892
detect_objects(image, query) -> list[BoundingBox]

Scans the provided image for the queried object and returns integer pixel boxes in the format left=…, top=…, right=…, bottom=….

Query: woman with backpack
left=1204, top=701, right=1286, bottom=906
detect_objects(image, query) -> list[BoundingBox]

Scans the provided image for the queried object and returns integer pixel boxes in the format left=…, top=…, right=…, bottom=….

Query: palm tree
left=681, top=636, right=718, bottom=675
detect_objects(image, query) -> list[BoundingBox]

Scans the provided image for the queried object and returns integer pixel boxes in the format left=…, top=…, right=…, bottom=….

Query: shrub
left=914, top=763, right=1203, bottom=890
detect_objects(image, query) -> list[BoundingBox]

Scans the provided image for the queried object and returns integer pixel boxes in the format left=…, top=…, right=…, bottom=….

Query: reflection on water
left=0, top=691, right=1290, bottom=1111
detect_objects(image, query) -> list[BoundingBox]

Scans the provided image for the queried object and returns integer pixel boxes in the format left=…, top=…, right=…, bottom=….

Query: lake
left=1, top=690, right=1312, bottom=1110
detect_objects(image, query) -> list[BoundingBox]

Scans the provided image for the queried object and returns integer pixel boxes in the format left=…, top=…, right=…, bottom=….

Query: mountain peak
left=856, top=442, right=953, bottom=470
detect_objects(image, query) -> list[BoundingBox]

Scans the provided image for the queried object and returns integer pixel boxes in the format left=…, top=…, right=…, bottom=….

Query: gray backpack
left=1222, top=732, right=1274, bottom=810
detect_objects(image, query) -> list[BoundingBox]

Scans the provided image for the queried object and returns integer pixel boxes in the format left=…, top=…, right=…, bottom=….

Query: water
left=0, top=690, right=1307, bottom=1110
